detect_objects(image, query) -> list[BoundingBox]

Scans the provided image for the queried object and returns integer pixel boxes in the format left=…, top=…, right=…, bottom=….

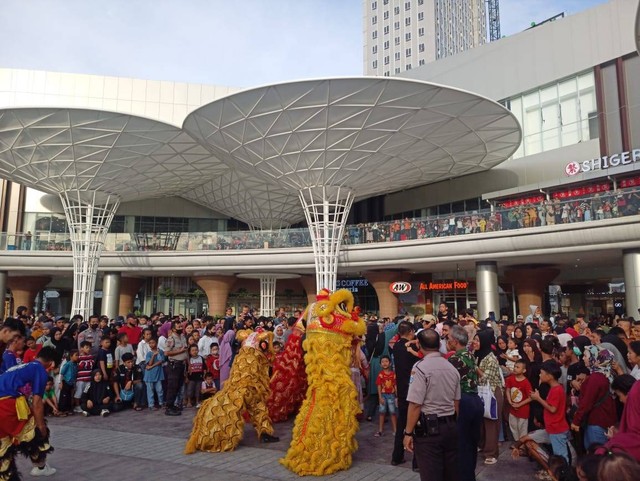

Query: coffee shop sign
left=565, top=149, right=640, bottom=176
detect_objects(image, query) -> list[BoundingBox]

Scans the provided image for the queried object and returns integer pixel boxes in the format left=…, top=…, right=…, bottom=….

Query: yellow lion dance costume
left=280, top=288, right=366, bottom=476
left=184, top=329, right=277, bottom=453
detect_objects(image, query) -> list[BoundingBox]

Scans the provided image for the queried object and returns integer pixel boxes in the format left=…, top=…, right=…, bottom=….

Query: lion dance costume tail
left=267, top=319, right=307, bottom=423
left=184, top=330, right=275, bottom=454
left=280, top=289, right=365, bottom=476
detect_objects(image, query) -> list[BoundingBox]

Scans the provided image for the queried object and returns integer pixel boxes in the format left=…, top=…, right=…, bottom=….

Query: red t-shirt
left=544, top=384, right=569, bottom=434
left=206, top=354, right=220, bottom=380
left=22, top=345, right=42, bottom=364
left=376, top=370, right=396, bottom=395
left=118, top=325, right=142, bottom=346
left=505, top=375, right=532, bottom=419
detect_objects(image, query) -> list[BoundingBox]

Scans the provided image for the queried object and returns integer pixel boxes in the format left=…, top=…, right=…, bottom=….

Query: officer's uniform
left=164, top=333, right=188, bottom=411
left=406, top=352, right=461, bottom=481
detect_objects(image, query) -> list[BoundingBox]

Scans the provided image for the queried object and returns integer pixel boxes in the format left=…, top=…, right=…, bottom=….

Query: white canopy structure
left=0, top=108, right=224, bottom=319
left=183, top=77, right=522, bottom=291
left=0, top=78, right=522, bottom=311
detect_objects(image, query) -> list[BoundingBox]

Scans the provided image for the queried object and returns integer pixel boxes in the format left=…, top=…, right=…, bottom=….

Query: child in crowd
left=43, top=376, right=64, bottom=416
left=114, top=333, right=134, bottom=368
left=81, top=369, right=113, bottom=417
left=74, top=341, right=95, bottom=413
left=59, top=349, right=79, bottom=414
left=505, top=359, right=532, bottom=443
left=530, top=362, right=571, bottom=463
left=186, top=345, right=204, bottom=408
left=0, top=335, right=24, bottom=374
left=200, top=371, right=217, bottom=401
left=505, top=337, right=522, bottom=372
left=114, top=352, right=145, bottom=411
left=205, top=344, right=220, bottom=390
left=375, top=355, right=397, bottom=437
left=21, top=336, right=41, bottom=363
left=144, top=337, right=165, bottom=411
left=96, top=336, right=115, bottom=383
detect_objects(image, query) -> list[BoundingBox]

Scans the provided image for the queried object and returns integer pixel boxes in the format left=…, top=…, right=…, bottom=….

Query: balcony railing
left=2, top=188, right=639, bottom=253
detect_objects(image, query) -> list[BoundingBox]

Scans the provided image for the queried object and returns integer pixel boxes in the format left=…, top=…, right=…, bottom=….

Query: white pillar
left=260, top=275, right=277, bottom=318
left=0, top=271, right=7, bottom=320
left=102, top=272, right=121, bottom=320
left=624, top=249, right=640, bottom=318
left=299, top=186, right=354, bottom=292
left=476, top=261, right=500, bottom=321
left=60, top=190, right=120, bottom=321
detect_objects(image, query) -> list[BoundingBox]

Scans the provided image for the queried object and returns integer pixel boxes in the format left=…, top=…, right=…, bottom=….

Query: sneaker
left=374, top=431, right=382, bottom=437
left=195, top=403, right=201, bottom=408
left=30, top=464, right=56, bottom=476
left=100, top=409, right=110, bottom=417
left=81, top=410, right=89, bottom=417
left=484, top=457, right=498, bottom=465
left=73, top=406, right=83, bottom=413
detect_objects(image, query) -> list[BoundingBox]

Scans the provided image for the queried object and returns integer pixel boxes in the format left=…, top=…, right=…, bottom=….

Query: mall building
left=0, top=0, right=639, bottom=322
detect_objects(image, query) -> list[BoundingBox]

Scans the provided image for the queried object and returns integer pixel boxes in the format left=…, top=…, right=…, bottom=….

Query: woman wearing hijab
left=473, top=328, right=503, bottom=466
left=599, top=377, right=640, bottom=461
left=273, top=324, right=286, bottom=346
left=219, top=325, right=236, bottom=388
left=570, top=345, right=617, bottom=450
left=365, top=320, right=397, bottom=422
left=43, top=328, right=68, bottom=359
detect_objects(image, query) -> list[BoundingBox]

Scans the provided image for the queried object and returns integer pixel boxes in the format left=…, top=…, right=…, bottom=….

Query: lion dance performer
left=267, top=318, right=307, bottom=422
left=184, top=329, right=280, bottom=454
left=281, top=288, right=366, bottom=476
left=0, top=346, right=60, bottom=480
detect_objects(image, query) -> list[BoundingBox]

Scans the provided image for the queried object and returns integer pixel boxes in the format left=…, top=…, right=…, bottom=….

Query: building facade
left=363, top=0, right=487, bottom=76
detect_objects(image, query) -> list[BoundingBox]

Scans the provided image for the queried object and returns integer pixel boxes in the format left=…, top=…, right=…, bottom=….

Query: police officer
left=403, top=329, right=460, bottom=481
left=164, top=320, right=188, bottom=416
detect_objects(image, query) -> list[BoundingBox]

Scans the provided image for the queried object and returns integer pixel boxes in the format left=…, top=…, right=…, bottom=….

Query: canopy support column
left=60, top=190, right=120, bottom=320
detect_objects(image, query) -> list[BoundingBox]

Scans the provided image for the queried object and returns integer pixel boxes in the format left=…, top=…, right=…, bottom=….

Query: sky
left=0, top=0, right=609, bottom=88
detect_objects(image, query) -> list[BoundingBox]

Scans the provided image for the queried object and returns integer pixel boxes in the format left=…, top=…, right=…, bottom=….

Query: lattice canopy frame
left=299, top=186, right=354, bottom=292
left=60, top=190, right=120, bottom=320
left=259, top=275, right=277, bottom=318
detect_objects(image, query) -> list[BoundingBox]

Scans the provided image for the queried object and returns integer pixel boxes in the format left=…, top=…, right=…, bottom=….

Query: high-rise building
left=363, top=0, right=487, bottom=76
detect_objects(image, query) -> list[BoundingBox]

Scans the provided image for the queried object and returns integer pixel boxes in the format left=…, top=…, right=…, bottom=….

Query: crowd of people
left=361, top=303, right=640, bottom=481
left=1, top=301, right=640, bottom=479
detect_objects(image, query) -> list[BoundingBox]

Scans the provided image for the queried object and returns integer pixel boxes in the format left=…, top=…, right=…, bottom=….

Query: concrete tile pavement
left=16, top=408, right=538, bottom=480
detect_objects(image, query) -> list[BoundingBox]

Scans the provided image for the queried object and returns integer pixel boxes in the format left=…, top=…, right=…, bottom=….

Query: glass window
left=384, top=71, right=390, bottom=77
left=418, top=27, right=424, bottom=36
left=384, top=10, right=389, bottom=20
left=373, top=60, right=378, bottom=69
left=395, top=21, right=400, bottom=30
left=405, top=1, right=411, bottom=10
left=406, top=48, right=411, bottom=57
left=405, top=32, right=411, bottom=41
left=406, top=64, right=412, bottom=70
left=419, top=59, right=425, bottom=66
left=384, top=56, right=389, bottom=65
left=395, top=36, right=400, bottom=45
left=419, top=43, right=424, bottom=52
left=395, top=67, right=401, bottom=74
left=372, top=30, right=377, bottom=39
left=394, top=6, right=399, bottom=14
left=384, top=25, right=389, bottom=34
left=405, top=17, right=411, bottom=26
left=372, top=1, right=377, bottom=10
left=418, top=0, right=423, bottom=4
left=384, top=40, right=389, bottom=49
left=418, top=12, right=424, bottom=20
left=395, top=52, right=400, bottom=60
left=372, top=15, right=377, bottom=25
left=372, top=45, right=377, bottom=54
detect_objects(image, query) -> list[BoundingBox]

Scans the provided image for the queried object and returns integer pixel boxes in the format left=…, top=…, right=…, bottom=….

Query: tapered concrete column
left=102, top=272, right=121, bottom=320
left=7, top=276, right=51, bottom=316
left=299, top=275, right=317, bottom=306
left=193, top=275, right=236, bottom=317
left=0, top=271, right=7, bottom=320
left=476, top=262, right=500, bottom=321
left=505, top=267, right=560, bottom=317
left=624, top=249, right=640, bottom=318
left=363, top=271, right=403, bottom=319
left=118, top=277, right=145, bottom=317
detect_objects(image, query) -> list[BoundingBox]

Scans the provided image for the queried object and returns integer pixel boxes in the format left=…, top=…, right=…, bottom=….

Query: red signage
left=552, top=182, right=610, bottom=199
left=419, top=281, right=468, bottom=291
left=389, top=282, right=412, bottom=294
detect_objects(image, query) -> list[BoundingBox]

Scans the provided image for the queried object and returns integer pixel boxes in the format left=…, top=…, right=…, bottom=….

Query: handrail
left=3, top=187, right=640, bottom=252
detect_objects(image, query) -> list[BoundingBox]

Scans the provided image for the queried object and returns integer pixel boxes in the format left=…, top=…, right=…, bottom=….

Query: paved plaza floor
left=18, top=408, right=539, bottom=480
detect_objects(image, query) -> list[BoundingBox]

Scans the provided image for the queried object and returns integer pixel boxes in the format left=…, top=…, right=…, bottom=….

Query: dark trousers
left=457, top=393, right=484, bottom=481
left=165, top=361, right=185, bottom=408
left=58, top=381, right=74, bottom=412
left=392, top=399, right=417, bottom=468
left=414, top=419, right=458, bottom=481
left=80, top=402, right=111, bottom=415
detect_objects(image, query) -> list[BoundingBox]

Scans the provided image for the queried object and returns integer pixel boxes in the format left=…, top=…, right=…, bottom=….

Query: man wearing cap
left=516, top=314, right=524, bottom=323
left=403, top=329, right=460, bottom=481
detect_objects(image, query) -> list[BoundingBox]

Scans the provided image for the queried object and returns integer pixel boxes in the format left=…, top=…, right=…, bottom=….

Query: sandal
left=374, top=431, right=382, bottom=437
